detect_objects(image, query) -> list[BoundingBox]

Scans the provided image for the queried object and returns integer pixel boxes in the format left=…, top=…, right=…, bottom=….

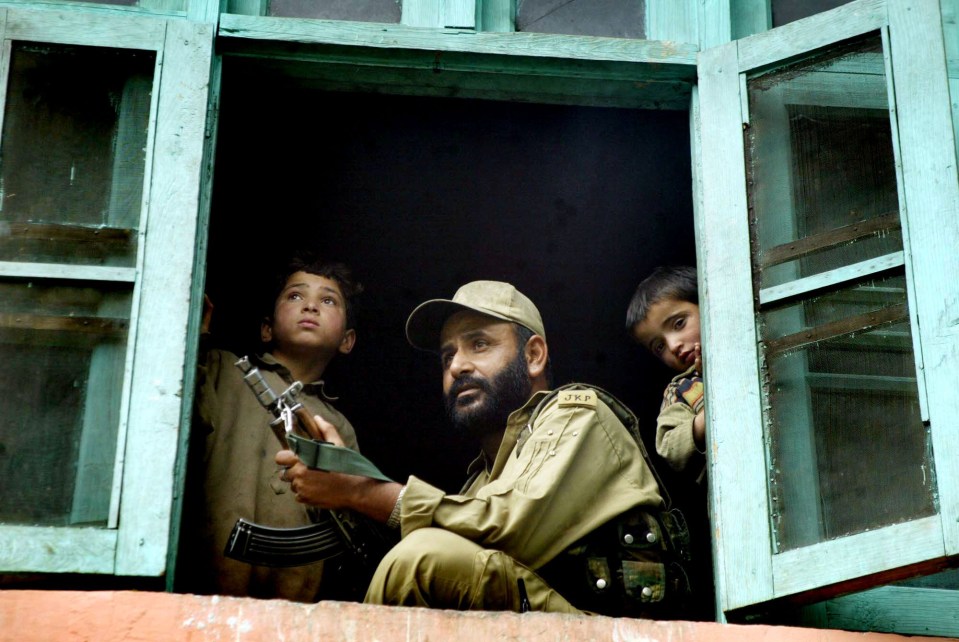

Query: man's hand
left=275, top=419, right=405, bottom=524
left=276, top=449, right=364, bottom=510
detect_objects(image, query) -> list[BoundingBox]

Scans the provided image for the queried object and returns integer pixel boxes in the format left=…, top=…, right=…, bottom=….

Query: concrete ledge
left=0, top=590, right=949, bottom=642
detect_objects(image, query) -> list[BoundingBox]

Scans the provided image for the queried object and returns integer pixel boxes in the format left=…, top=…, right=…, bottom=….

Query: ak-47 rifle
left=224, top=356, right=396, bottom=593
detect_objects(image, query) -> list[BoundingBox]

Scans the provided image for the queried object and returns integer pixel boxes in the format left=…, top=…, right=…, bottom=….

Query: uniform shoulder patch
left=557, top=389, right=598, bottom=409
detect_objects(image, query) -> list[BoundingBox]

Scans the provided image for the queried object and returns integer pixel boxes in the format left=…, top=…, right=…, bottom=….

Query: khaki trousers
left=364, top=528, right=582, bottom=613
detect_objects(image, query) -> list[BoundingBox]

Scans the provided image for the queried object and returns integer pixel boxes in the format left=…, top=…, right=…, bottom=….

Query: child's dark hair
left=267, top=255, right=363, bottom=330
left=625, top=265, right=698, bottom=331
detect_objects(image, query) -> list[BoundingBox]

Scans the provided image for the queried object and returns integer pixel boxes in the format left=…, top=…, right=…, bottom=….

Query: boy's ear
left=338, top=328, right=356, bottom=355
left=260, top=317, right=273, bottom=344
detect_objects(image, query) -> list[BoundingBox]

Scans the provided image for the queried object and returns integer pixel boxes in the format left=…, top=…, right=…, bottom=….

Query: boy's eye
left=675, top=317, right=685, bottom=329
left=322, top=297, right=337, bottom=306
left=288, top=292, right=303, bottom=301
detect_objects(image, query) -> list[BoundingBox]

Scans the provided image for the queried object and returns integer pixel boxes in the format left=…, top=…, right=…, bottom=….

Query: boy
left=627, top=265, right=714, bottom=620
left=180, top=256, right=362, bottom=602
left=626, top=265, right=705, bottom=485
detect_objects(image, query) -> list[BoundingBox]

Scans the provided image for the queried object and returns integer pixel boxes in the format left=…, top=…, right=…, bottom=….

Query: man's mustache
left=446, top=375, right=492, bottom=403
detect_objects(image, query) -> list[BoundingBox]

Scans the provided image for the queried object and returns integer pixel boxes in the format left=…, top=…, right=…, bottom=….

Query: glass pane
left=761, top=274, right=934, bottom=551
left=746, top=36, right=902, bottom=290
left=0, top=279, right=131, bottom=527
left=267, top=0, right=401, bottom=21
left=771, top=0, right=854, bottom=27
left=0, top=43, right=155, bottom=267
left=517, top=0, right=645, bottom=38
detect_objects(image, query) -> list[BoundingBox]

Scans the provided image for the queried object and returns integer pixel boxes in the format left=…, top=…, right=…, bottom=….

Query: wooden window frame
left=0, top=6, right=213, bottom=577
left=696, top=0, right=959, bottom=617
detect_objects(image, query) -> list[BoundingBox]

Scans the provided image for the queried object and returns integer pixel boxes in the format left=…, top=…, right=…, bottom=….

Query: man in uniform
left=276, top=280, right=676, bottom=614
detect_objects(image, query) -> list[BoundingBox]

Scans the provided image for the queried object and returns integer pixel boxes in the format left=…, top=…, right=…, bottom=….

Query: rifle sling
left=288, top=433, right=393, bottom=481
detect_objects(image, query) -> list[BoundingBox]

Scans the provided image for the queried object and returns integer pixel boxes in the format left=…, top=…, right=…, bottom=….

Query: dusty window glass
left=761, top=276, right=933, bottom=550
left=267, top=0, right=401, bottom=21
left=745, top=35, right=934, bottom=552
left=747, top=38, right=900, bottom=291
left=517, top=0, right=645, bottom=39
left=771, top=0, right=855, bottom=27
left=0, top=43, right=155, bottom=267
left=0, top=279, right=132, bottom=527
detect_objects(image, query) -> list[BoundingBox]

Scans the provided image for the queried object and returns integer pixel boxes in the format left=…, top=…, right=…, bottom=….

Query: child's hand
left=693, top=342, right=703, bottom=374
left=313, top=414, right=347, bottom=447
left=693, top=407, right=706, bottom=449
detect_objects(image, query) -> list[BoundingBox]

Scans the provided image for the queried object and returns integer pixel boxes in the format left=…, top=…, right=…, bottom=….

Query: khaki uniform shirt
left=186, top=349, right=358, bottom=601
left=397, top=386, right=663, bottom=571
left=656, top=365, right=706, bottom=485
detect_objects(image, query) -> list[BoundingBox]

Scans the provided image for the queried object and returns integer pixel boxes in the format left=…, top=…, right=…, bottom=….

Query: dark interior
left=203, top=57, right=697, bottom=492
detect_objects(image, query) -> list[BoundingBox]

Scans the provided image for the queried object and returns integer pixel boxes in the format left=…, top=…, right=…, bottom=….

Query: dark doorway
left=204, top=58, right=696, bottom=490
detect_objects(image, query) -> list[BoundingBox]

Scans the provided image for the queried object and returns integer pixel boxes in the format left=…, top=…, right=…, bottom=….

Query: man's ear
left=338, top=328, right=357, bottom=355
left=525, top=334, right=548, bottom=380
left=260, top=318, right=273, bottom=344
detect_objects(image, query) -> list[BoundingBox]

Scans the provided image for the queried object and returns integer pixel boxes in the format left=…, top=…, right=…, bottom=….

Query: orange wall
left=0, top=590, right=954, bottom=642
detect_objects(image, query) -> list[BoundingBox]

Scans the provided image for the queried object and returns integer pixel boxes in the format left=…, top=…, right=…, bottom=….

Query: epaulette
left=527, top=383, right=674, bottom=511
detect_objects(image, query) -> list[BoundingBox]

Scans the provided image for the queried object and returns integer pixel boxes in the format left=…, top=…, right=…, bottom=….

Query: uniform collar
left=484, top=389, right=551, bottom=480
left=254, top=352, right=339, bottom=402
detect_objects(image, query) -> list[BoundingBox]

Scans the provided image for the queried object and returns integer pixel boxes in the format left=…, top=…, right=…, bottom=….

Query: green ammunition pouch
left=538, top=507, right=693, bottom=618
left=530, top=384, right=695, bottom=618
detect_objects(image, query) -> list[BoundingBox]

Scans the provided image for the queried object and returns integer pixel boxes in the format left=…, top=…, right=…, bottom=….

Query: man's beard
left=444, top=349, right=533, bottom=439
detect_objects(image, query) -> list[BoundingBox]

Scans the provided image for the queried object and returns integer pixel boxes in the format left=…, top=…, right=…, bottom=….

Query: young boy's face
left=631, top=298, right=701, bottom=373
left=261, top=271, right=355, bottom=360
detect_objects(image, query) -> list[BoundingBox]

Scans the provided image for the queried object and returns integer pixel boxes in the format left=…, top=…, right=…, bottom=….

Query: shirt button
left=548, top=450, right=556, bottom=457
left=547, top=430, right=554, bottom=436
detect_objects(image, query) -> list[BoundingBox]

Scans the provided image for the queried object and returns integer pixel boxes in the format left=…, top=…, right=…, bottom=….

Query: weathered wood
left=0, top=261, right=137, bottom=282
left=216, top=27, right=697, bottom=109
left=699, top=0, right=732, bottom=48
left=218, top=13, right=699, bottom=67
left=0, top=525, right=117, bottom=573
left=736, top=0, right=886, bottom=73
left=758, top=251, right=905, bottom=306
left=698, top=41, right=775, bottom=612
left=730, top=0, right=770, bottom=39
left=402, top=0, right=475, bottom=29
left=762, top=302, right=907, bottom=357
left=646, top=0, right=698, bottom=44
left=758, top=212, right=900, bottom=269
left=4, top=6, right=166, bottom=49
left=822, top=585, right=959, bottom=636
left=772, top=516, right=946, bottom=598
left=115, top=18, right=214, bottom=577
left=888, top=0, right=959, bottom=557
left=477, top=0, right=513, bottom=32
left=0, top=312, right=128, bottom=335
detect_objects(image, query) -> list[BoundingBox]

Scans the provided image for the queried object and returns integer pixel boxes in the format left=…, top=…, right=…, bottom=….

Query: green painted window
left=0, top=42, right=151, bottom=528
left=0, top=7, right=212, bottom=578
left=697, top=0, right=959, bottom=625
left=743, top=35, right=934, bottom=552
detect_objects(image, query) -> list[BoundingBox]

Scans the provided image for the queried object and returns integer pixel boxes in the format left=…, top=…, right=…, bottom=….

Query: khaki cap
left=406, top=280, right=546, bottom=351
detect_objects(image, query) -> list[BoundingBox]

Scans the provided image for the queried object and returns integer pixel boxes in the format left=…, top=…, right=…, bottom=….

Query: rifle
left=224, top=356, right=396, bottom=592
